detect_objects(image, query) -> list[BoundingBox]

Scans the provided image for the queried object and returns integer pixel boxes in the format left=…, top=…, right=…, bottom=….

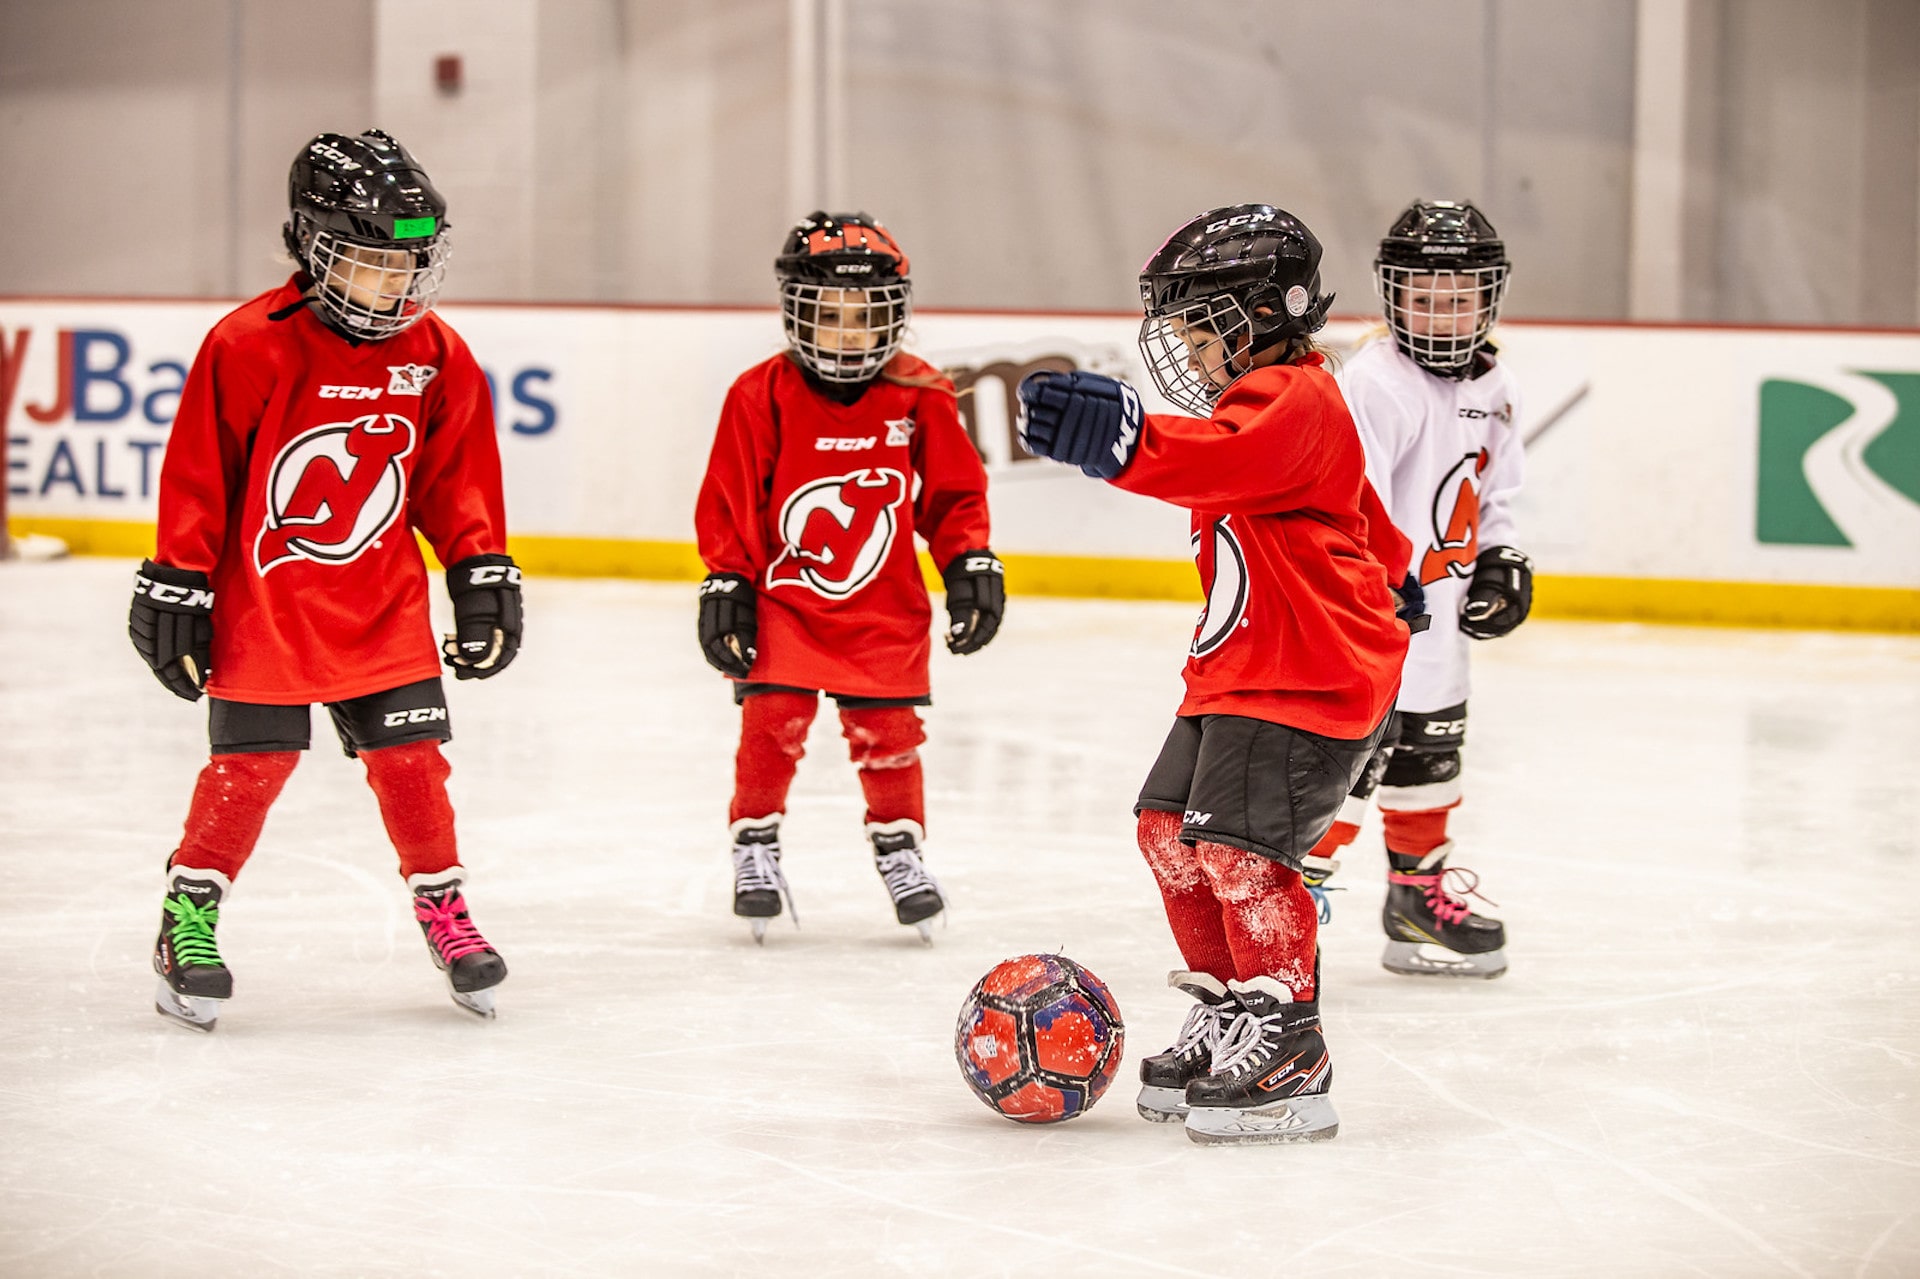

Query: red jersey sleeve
left=1112, top=361, right=1347, bottom=517
left=407, top=333, right=508, bottom=565
left=155, top=326, right=270, bottom=573
left=696, top=370, right=779, bottom=578
left=905, top=375, right=991, bottom=570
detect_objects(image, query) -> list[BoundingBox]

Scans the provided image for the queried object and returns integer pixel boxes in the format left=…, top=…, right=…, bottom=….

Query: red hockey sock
left=361, top=740, right=459, bottom=880
left=730, top=692, right=819, bottom=824
left=1304, top=819, right=1362, bottom=863
left=172, top=751, right=300, bottom=880
left=1194, top=840, right=1318, bottom=998
left=1382, top=806, right=1454, bottom=860
left=839, top=705, right=927, bottom=827
left=1136, top=810, right=1235, bottom=982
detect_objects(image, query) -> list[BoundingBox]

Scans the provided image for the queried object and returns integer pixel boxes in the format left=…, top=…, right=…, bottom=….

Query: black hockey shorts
left=1136, top=712, right=1394, bottom=872
left=209, top=678, right=452, bottom=758
left=732, top=681, right=931, bottom=709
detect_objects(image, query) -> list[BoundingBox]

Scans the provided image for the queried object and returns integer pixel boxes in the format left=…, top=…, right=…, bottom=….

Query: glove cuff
left=447, top=553, right=521, bottom=598
left=942, top=549, right=1002, bottom=583
left=701, top=571, right=754, bottom=598
left=135, top=559, right=214, bottom=611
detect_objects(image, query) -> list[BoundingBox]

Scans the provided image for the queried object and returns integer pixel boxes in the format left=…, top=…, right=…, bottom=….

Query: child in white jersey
left=1309, top=199, right=1532, bottom=980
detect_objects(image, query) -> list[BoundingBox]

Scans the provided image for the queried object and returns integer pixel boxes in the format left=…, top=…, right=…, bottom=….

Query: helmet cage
left=1137, top=290, right=1264, bottom=417
left=1374, top=262, right=1509, bottom=373
left=299, top=219, right=451, bottom=340
left=780, top=280, right=911, bottom=384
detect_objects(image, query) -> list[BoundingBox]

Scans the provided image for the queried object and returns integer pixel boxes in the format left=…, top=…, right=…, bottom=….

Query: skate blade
left=449, top=987, right=497, bottom=1019
left=154, top=980, right=223, bottom=1032
left=1184, top=1094, right=1338, bottom=1145
left=1135, top=1085, right=1188, bottom=1123
left=751, top=918, right=769, bottom=944
left=1381, top=940, right=1508, bottom=979
left=914, top=917, right=936, bottom=945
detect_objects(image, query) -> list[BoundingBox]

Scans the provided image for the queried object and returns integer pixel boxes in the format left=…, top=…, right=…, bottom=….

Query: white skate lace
left=1210, top=1008, right=1290, bottom=1077
left=732, top=840, right=797, bottom=920
left=1170, top=1000, right=1232, bottom=1057
left=875, top=846, right=942, bottom=907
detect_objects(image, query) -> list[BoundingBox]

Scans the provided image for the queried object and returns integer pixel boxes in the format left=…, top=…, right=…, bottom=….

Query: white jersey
left=1337, top=337, right=1524, bottom=713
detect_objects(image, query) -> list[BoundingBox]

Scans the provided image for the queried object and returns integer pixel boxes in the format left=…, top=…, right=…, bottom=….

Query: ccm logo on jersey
left=387, top=364, right=438, bottom=395
left=319, top=385, right=382, bottom=400
left=1458, top=404, right=1514, bottom=423
left=382, top=706, right=450, bottom=728
left=815, top=436, right=877, bottom=452
left=133, top=578, right=215, bottom=610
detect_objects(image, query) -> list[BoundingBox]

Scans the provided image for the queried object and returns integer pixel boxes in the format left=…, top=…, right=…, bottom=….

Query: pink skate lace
left=1388, top=865, right=1499, bottom=926
left=414, top=891, right=493, bottom=962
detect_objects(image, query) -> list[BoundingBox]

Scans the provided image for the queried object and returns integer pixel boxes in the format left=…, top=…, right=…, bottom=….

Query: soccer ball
left=955, top=954, right=1125, bottom=1123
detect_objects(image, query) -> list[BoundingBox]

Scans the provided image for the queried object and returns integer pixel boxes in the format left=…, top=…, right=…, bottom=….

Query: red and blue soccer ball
left=955, top=954, right=1125, bottom=1123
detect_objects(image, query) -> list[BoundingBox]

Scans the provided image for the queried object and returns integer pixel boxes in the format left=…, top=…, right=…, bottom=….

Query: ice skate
left=409, top=868, right=508, bottom=1018
left=731, top=815, right=795, bottom=943
left=153, top=866, right=234, bottom=1032
left=1182, top=976, right=1338, bottom=1144
left=1381, top=840, right=1507, bottom=979
left=868, top=819, right=943, bottom=942
left=1136, top=971, right=1237, bottom=1122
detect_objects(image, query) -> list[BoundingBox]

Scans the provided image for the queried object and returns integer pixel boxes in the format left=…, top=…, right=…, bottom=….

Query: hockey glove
left=1392, top=573, right=1432, bottom=634
left=1460, top=545, right=1532, bottom=640
left=442, top=554, right=524, bottom=678
left=1016, top=370, right=1144, bottom=480
left=698, top=572, right=757, bottom=679
left=128, top=559, right=213, bottom=701
left=943, top=549, right=1005, bottom=655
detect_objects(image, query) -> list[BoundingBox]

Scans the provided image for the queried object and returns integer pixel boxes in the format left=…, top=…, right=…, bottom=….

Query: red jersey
left=1113, top=356, right=1411, bottom=739
left=156, top=276, right=507, bottom=705
left=695, top=352, right=991, bottom=699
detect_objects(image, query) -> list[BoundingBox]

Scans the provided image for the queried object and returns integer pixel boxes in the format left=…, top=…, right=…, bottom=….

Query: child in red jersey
left=1017, top=204, right=1417, bottom=1143
left=694, top=211, right=1000, bottom=943
left=128, top=130, right=523, bottom=1029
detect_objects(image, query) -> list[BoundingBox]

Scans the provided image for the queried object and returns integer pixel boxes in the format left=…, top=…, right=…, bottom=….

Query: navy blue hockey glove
left=1392, top=573, right=1432, bottom=634
left=129, top=559, right=213, bottom=701
left=943, top=549, right=1005, bottom=655
left=442, top=554, right=523, bottom=678
left=1460, top=546, right=1532, bottom=640
left=698, top=572, right=757, bottom=679
left=1016, top=370, right=1144, bottom=480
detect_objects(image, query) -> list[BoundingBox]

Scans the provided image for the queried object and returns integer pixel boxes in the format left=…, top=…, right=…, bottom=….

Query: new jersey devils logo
left=254, top=413, right=416, bottom=574
left=766, top=468, right=909, bottom=598
left=1190, top=516, right=1249, bottom=657
left=1418, top=449, right=1487, bottom=586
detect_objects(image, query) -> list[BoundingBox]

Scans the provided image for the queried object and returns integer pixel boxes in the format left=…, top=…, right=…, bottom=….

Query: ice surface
left=2, top=557, right=1917, bottom=1277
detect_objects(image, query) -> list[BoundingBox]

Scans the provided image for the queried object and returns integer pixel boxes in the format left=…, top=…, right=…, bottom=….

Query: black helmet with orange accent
left=775, top=211, right=912, bottom=384
left=1137, top=204, right=1334, bottom=416
left=1374, top=199, right=1510, bottom=377
left=283, top=129, right=451, bottom=340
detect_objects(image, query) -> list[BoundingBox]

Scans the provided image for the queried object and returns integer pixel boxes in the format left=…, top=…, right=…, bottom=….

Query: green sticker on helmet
left=393, top=216, right=437, bottom=239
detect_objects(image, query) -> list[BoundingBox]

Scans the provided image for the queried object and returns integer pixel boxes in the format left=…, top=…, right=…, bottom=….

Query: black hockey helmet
left=1137, top=204, right=1334, bottom=415
left=1374, top=199, right=1510, bottom=376
left=775, top=211, right=912, bottom=384
left=283, top=129, right=451, bottom=339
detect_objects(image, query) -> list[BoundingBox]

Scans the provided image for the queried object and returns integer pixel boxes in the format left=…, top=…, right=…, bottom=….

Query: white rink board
left=4, top=298, right=1918, bottom=588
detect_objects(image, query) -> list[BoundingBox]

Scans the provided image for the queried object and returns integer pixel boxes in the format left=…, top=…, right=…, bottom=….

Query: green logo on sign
left=392, top=216, right=437, bottom=239
left=1756, top=371, right=1920, bottom=546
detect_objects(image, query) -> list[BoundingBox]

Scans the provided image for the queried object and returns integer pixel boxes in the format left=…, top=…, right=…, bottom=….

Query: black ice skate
left=731, top=815, right=795, bottom=944
left=153, top=865, right=234, bottom=1032
left=1182, top=976, right=1338, bottom=1145
left=409, top=868, right=508, bottom=1018
left=1381, top=840, right=1507, bottom=979
left=1136, top=971, right=1238, bottom=1122
left=867, top=819, right=943, bottom=943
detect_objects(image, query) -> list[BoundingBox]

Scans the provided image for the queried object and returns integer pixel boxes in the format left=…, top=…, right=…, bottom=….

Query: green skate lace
left=163, top=895, right=223, bottom=966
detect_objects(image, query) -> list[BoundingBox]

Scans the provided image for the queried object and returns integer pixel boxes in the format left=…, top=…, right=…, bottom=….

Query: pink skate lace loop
left=414, top=891, right=492, bottom=962
left=1388, top=865, right=1498, bottom=926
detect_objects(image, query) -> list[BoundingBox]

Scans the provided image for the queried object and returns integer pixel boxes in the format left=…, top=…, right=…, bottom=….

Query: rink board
left=4, top=298, right=1917, bottom=630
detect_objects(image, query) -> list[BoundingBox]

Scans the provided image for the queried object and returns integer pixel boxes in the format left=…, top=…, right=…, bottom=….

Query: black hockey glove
left=1392, top=573, right=1432, bottom=634
left=1016, top=370, right=1144, bottom=480
left=943, top=549, right=1005, bottom=655
left=128, top=559, right=213, bottom=701
left=698, top=572, right=757, bottom=679
left=442, top=554, right=523, bottom=679
left=1459, top=545, right=1532, bottom=640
